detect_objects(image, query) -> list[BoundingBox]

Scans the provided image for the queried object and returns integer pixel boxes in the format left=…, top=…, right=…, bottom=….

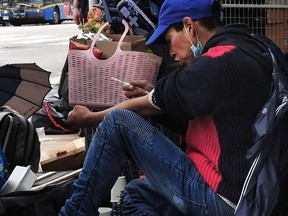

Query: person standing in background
left=72, top=0, right=89, bottom=25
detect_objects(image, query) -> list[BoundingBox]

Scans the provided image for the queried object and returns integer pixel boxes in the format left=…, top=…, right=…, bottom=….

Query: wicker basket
left=68, top=20, right=162, bottom=109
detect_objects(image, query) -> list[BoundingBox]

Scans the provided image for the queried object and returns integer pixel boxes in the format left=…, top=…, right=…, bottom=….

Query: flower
left=79, top=6, right=111, bottom=34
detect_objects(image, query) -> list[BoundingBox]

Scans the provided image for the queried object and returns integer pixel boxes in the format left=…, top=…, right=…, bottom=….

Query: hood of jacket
left=203, top=24, right=271, bottom=68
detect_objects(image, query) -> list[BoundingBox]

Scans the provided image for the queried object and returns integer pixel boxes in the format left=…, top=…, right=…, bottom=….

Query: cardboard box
left=40, top=137, right=86, bottom=171
left=266, top=22, right=288, bottom=53
left=70, top=34, right=147, bottom=59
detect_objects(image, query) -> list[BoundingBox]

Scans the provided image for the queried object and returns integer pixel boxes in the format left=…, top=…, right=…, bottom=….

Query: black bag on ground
left=31, top=82, right=77, bottom=135
left=0, top=178, right=76, bottom=216
left=0, top=107, right=40, bottom=175
left=31, top=99, right=76, bottom=135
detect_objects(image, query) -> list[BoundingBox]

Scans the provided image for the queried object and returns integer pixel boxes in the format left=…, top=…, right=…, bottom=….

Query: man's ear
left=183, top=17, right=196, bottom=37
left=183, top=17, right=192, bottom=29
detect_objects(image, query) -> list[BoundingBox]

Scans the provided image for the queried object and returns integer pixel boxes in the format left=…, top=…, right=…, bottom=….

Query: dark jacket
left=152, top=24, right=272, bottom=204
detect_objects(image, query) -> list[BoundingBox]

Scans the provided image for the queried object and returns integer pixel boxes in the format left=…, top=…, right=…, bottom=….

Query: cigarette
left=111, top=77, right=149, bottom=94
left=111, top=76, right=129, bottom=85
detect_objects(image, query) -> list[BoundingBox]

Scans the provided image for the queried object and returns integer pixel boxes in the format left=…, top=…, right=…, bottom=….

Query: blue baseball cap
left=146, top=0, right=221, bottom=45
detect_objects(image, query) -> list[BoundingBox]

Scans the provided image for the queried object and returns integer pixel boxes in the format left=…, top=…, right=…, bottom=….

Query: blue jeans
left=59, top=109, right=234, bottom=216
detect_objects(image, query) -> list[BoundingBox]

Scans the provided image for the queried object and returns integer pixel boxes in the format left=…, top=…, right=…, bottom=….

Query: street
left=0, top=21, right=82, bottom=85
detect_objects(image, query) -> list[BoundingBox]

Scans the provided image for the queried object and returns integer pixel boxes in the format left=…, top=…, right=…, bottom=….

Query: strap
left=44, top=101, right=71, bottom=133
left=116, top=19, right=130, bottom=52
left=89, top=19, right=132, bottom=55
left=0, top=107, right=19, bottom=126
left=0, top=114, right=14, bottom=153
left=0, top=111, right=14, bottom=123
left=89, top=21, right=111, bottom=53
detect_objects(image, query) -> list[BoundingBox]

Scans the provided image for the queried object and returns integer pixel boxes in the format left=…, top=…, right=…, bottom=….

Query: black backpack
left=0, top=107, right=41, bottom=176
left=234, top=34, right=288, bottom=216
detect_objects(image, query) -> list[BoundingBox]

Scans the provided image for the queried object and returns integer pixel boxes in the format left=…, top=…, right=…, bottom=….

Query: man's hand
left=123, top=80, right=154, bottom=99
left=67, top=105, right=100, bottom=128
left=73, top=7, right=82, bottom=25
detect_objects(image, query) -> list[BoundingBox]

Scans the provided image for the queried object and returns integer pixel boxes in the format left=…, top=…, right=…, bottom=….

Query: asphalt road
left=0, top=21, right=82, bottom=85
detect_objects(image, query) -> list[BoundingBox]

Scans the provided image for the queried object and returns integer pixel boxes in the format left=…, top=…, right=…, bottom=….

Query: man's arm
left=67, top=93, right=161, bottom=128
left=73, top=0, right=82, bottom=25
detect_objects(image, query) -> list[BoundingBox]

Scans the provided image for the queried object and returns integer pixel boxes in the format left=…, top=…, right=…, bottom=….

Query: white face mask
left=185, top=26, right=203, bottom=58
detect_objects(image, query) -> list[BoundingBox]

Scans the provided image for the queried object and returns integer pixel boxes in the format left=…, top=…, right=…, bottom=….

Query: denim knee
left=121, top=179, right=160, bottom=216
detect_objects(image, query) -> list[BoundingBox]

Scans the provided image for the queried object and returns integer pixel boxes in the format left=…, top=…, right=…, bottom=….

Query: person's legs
left=59, top=109, right=234, bottom=216
left=121, top=178, right=184, bottom=216
left=121, top=162, right=235, bottom=216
